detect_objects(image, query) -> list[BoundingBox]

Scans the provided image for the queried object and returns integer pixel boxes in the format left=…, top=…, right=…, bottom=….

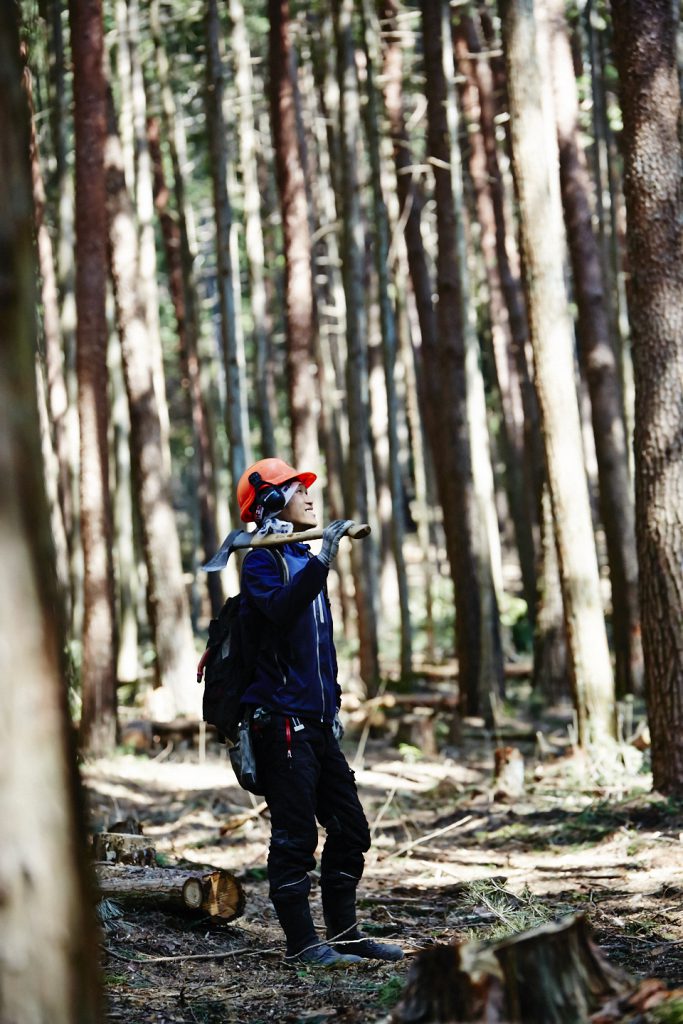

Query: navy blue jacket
left=239, top=543, right=341, bottom=723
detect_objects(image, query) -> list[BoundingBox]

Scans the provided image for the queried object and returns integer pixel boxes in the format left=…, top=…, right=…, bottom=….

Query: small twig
left=370, top=780, right=399, bottom=841
left=353, top=678, right=390, bottom=769
left=104, top=944, right=258, bottom=964
left=378, top=815, right=474, bottom=860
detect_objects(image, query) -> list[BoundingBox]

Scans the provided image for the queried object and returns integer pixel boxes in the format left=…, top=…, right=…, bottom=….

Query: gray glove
left=332, top=711, right=345, bottom=743
left=318, top=519, right=354, bottom=567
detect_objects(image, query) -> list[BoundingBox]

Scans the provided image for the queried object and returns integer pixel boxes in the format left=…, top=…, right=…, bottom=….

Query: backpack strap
left=242, top=546, right=290, bottom=585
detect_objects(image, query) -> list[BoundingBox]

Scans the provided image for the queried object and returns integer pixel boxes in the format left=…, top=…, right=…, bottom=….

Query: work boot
left=322, top=887, right=404, bottom=961
left=285, top=942, right=362, bottom=968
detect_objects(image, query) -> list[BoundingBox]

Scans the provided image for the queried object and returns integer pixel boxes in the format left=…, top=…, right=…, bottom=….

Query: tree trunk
left=611, top=0, right=683, bottom=793
left=361, top=0, right=412, bottom=681
left=70, top=0, right=118, bottom=755
left=441, top=2, right=505, bottom=703
left=25, top=62, right=72, bottom=616
left=205, top=0, right=250, bottom=512
left=148, top=116, right=223, bottom=618
left=421, top=0, right=488, bottom=717
left=269, top=0, right=320, bottom=470
left=333, top=0, right=381, bottom=693
left=544, top=0, right=642, bottom=700
left=105, top=94, right=200, bottom=718
left=108, top=329, right=140, bottom=684
left=392, top=913, right=630, bottom=1023
left=0, top=7, right=102, bottom=1015
left=379, top=0, right=440, bottom=662
left=453, top=16, right=538, bottom=619
left=499, top=0, right=615, bottom=745
left=230, top=0, right=277, bottom=457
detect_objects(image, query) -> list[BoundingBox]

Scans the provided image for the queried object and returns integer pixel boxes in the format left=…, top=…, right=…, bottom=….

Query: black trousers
left=252, top=713, right=371, bottom=908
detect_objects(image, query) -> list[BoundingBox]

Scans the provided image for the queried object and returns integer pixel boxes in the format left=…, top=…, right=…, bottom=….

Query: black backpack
left=196, top=549, right=288, bottom=746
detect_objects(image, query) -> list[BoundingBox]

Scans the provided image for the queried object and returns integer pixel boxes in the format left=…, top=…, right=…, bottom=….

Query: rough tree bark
left=70, top=0, right=117, bottom=755
left=612, top=0, right=683, bottom=793
left=499, top=0, right=615, bottom=745
left=0, top=6, right=102, bottom=1016
left=269, top=0, right=320, bottom=470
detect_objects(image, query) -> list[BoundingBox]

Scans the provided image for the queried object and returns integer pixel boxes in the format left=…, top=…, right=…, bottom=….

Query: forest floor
left=83, top=691, right=683, bottom=1024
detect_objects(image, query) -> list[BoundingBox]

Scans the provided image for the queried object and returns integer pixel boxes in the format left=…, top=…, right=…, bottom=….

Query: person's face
left=279, top=483, right=316, bottom=530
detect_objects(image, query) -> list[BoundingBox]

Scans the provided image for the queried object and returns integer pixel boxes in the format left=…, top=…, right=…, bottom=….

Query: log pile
left=91, top=822, right=244, bottom=922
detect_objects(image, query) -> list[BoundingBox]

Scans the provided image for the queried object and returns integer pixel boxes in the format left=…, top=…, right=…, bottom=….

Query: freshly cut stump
left=94, top=865, right=245, bottom=921
left=392, top=913, right=631, bottom=1023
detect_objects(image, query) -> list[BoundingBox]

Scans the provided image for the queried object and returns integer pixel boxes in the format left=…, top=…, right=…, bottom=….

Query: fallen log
left=391, top=913, right=631, bottom=1023
left=94, top=864, right=245, bottom=921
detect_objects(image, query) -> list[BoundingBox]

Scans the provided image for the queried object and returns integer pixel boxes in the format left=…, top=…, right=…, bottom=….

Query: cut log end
left=94, top=865, right=245, bottom=922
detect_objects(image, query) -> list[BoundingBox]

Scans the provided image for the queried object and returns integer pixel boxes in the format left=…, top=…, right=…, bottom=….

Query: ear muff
left=248, top=472, right=287, bottom=520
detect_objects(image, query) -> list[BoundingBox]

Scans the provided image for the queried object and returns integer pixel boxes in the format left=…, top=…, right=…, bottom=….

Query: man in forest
left=236, top=458, right=404, bottom=967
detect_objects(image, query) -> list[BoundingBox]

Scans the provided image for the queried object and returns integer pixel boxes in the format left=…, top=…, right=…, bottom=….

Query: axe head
left=201, top=528, right=254, bottom=572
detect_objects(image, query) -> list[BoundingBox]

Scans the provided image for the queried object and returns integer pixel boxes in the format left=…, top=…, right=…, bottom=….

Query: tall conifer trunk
left=70, top=0, right=117, bottom=755
left=105, top=95, right=199, bottom=717
left=500, top=0, right=615, bottom=745
left=421, top=0, right=488, bottom=716
left=333, top=0, right=381, bottom=692
left=612, top=0, right=683, bottom=792
left=269, top=0, right=320, bottom=470
left=543, top=0, right=642, bottom=699
left=361, top=0, right=412, bottom=680
left=206, top=0, right=250, bottom=513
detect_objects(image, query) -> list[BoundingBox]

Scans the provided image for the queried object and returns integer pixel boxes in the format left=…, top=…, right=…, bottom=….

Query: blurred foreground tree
left=0, top=2, right=102, bottom=1017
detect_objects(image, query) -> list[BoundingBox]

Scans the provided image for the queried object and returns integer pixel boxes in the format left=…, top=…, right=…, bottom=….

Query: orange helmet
left=237, top=458, right=317, bottom=522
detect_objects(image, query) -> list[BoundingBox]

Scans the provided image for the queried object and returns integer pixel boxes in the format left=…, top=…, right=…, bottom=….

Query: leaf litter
left=84, top=719, right=683, bottom=1022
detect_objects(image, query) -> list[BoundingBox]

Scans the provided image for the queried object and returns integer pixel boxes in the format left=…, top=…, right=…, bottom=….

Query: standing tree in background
left=206, top=0, right=250, bottom=515
left=334, top=0, right=381, bottom=692
left=612, top=0, right=683, bottom=793
left=105, top=94, right=200, bottom=718
left=500, top=0, right=616, bottom=745
left=360, top=0, right=412, bottom=680
left=544, top=0, right=642, bottom=699
left=422, top=0, right=495, bottom=716
left=0, top=4, right=102, bottom=1015
left=269, top=0, right=320, bottom=470
left=70, top=0, right=117, bottom=755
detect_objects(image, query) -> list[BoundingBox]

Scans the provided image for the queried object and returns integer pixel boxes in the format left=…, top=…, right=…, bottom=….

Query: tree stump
left=92, top=832, right=156, bottom=866
left=492, top=746, right=525, bottom=800
left=94, top=865, right=245, bottom=921
left=392, top=913, right=631, bottom=1023
left=395, top=709, right=437, bottom=756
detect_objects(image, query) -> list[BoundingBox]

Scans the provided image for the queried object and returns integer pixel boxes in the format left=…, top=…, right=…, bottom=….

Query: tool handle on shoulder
left=251, top=522, right=371, bottom=547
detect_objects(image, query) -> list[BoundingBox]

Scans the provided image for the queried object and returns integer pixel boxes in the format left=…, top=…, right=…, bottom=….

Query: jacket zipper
left=313, top=600, right=326, bottom=721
